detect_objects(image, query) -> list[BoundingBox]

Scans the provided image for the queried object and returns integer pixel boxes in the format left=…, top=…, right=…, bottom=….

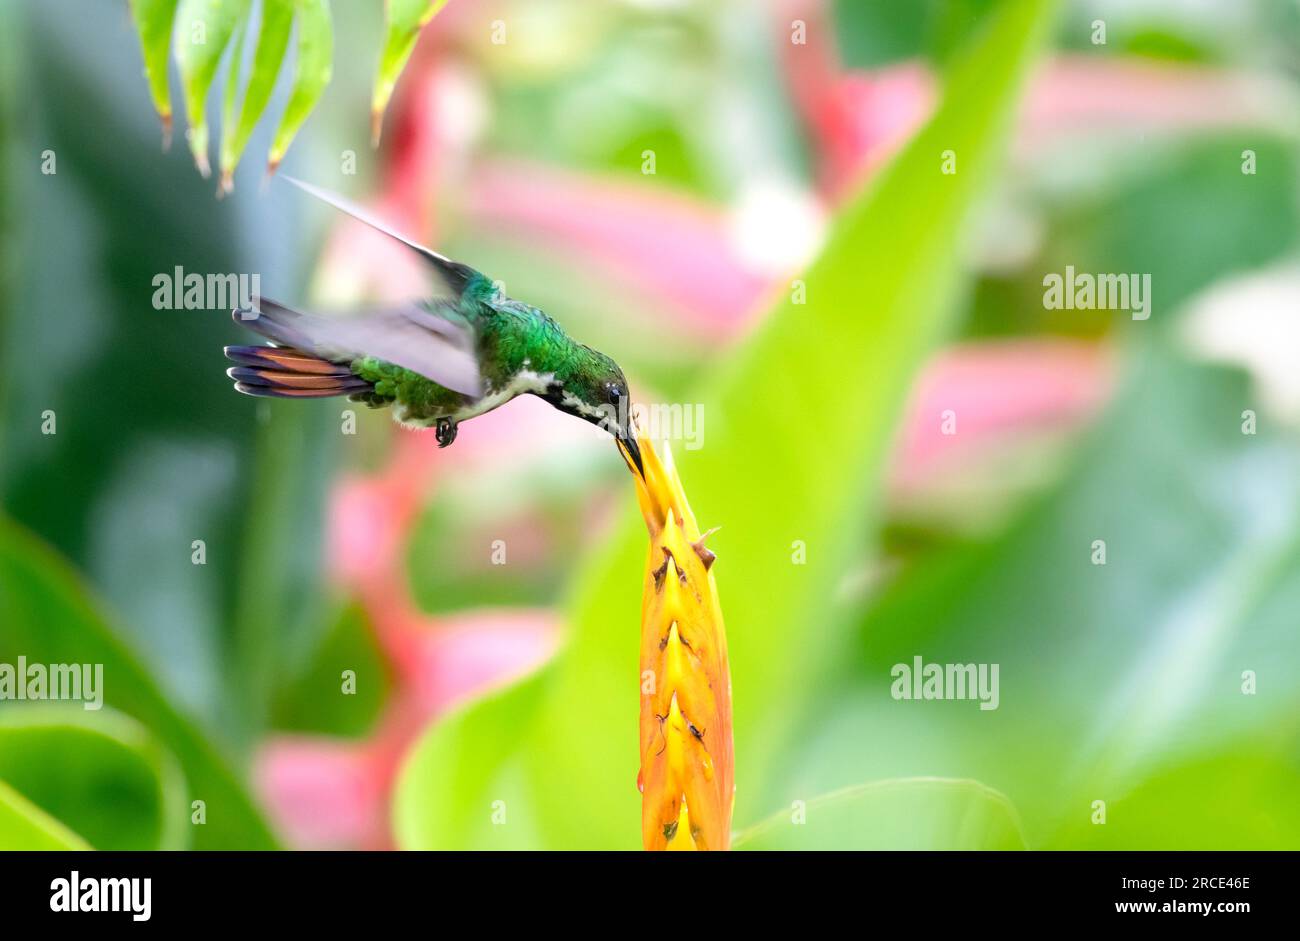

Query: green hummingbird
left=225, top=177, right=642, bottom=476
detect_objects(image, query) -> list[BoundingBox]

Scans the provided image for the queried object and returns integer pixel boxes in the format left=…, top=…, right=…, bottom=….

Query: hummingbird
left=224, top=177, right=642, bottom=476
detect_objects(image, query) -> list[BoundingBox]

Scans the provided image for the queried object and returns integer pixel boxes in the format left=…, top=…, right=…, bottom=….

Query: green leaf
left=174, top=0, right=251, bottom=176
left=268, top=0, right=333, bottom=172
left=393, top=671, right=550, bottom=850
left=0, top=516, right=279, bottom=849
left=0, top=779, right=90, bottom=851
left=219, top=0, right=295, bottom=191
left=371, top=0, right=449, bottom=144
left=218, top=11, right=250, bottom=191
left=732, top=778, right=1026, bottom=850
left=127, top=0, right=180, bottom=143
left=0, top=706, right=187, bottom=850
left=395, top=0, right=1058, bottom=849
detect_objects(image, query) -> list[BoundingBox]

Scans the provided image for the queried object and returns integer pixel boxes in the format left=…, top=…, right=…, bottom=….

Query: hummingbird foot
left=435, top=417, right=458, bottom=448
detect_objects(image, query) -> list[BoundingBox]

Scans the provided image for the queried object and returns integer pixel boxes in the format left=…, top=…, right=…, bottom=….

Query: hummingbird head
left=540, top=351, right=643, bottom=478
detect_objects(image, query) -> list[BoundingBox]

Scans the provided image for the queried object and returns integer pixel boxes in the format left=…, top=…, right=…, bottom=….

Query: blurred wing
left=280, top=174, right=480, bottom=301
left=237, top=298, right=482, bottom=397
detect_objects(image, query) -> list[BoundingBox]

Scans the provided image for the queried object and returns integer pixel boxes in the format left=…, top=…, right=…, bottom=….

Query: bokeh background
left=1, top=0, right=1299, bottom=850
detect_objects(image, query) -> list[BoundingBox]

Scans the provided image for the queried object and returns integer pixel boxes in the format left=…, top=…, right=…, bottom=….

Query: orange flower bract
left=624, top=436, right=734, bottom=850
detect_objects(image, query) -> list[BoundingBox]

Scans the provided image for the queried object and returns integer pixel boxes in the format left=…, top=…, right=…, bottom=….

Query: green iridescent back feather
left=347, top=271, right=620, bottom=421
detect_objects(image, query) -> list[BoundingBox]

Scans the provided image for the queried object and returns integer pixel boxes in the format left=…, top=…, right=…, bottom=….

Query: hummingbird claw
left=435, top=417, right=458, bottom=448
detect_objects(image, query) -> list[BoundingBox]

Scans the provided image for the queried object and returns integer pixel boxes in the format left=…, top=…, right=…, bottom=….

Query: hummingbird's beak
left=618, top=428, right=644, bottom=479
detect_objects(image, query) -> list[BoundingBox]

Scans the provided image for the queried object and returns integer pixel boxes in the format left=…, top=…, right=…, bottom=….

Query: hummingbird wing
left=280, top=175, right=480, bottom=302
left=234, top=298, right=482, bottom=397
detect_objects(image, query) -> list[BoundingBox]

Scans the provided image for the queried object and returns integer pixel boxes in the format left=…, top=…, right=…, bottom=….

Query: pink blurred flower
left=892, top=338, right=1113, bottom=491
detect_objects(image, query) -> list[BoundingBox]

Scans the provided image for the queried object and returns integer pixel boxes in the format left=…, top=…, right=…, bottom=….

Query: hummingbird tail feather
left=224, top=344, right=374, bottom=399
left=231, top=297, right=483, bottom=397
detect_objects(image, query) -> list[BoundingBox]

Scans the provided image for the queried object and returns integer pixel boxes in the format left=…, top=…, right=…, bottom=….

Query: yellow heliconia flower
left=622, top=435, right=734, bottom=850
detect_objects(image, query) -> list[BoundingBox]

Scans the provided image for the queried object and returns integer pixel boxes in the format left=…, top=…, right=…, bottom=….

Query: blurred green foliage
left=794, top=345, right=1300, bottom=848
left=271, top=602, right=390, bottom=737
left=966, top=134, right=1300, bottom=339
left=0, top=519, right=276, bottom=848
left=2, top=0, right=1299, bottom=851
left=1, top=0, right=336, bottom=749
left=833, top=0, right=1001, bottom=68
